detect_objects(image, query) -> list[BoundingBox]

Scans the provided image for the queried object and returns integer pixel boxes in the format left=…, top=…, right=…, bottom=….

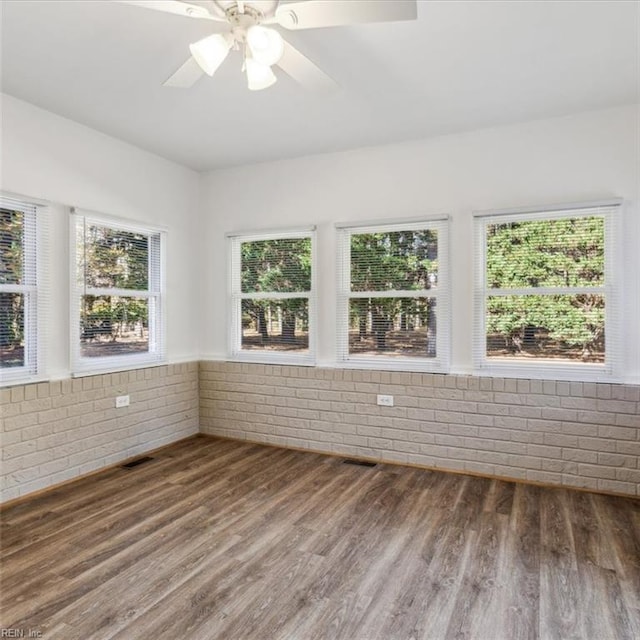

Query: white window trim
left=336, top=218, right=450, bottom=372
left=228, top=228, right=317, bottom=366
left=70, top=210, right=166, bottom=376
left=0, top=195, right=48, bottom=386
left=473, top=201, right=622, bottom=382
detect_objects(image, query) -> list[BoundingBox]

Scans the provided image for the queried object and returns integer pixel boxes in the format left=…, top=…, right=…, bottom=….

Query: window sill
left=0, top=373, right=48, bottom=388
left=474, top=359, right=617, bottom=383
left=229, top=351, right=316, bottom=367
left=338, top=356, right=449, bottom=374
left=72, top=357, right=168, bottom=378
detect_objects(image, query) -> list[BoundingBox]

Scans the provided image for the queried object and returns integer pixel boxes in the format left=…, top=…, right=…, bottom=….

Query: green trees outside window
left=0, top=209, right=25, bottom=367
left=484, top=215, right=607, bottom=362
left=347, top=229, right=439, bottom=357
left=73, top=215, right=164, bottom=372
left=0, top=204, right=37, bottom=376
left=78, top=224, right=151, bottom=357
left=238, top=236, right=312, bottom=352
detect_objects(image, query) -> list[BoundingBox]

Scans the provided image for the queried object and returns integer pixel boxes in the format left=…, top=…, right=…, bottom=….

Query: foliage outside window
left=475, top=204, right=619, bottom=378
left=72, top=214, right=165, bottom=374
left=229, top=231, right=315, bottom=364
left=0, top=197, right=39, bottom=383
left=337, top=219, right=450, bottom=371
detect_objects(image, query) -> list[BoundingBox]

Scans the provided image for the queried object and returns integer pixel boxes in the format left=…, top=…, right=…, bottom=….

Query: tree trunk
left=358, top=300, right=368, bottom=340
left=523, top=325, right=536, bottom=349
left=257, top=307, right=269, bottom=340
left=0, top=295, right=13, bottom=347
left=426, top=300, right=436, bottom=357
left=372, top=311, right=387, bottom=351
left=400, top=299, right=411, bottom=331
left=281, top=310, right=296, bottom=343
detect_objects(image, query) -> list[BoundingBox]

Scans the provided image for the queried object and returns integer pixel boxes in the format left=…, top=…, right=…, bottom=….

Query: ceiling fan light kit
left=189, top=5, right=284, bottom=90
left=245, top=55, right=277, bottom=91
left=189, top=33, right=232, bottom=76
left=246, top=25, right=284, bottom=67
left=120, top=0, right=418, bottom=92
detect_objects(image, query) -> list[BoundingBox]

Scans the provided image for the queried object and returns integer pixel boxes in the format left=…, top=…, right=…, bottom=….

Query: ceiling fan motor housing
left=226, top=4, right=263, bottom=44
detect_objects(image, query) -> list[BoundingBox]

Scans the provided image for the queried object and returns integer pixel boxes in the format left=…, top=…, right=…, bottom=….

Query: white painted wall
left=2, top=95, right=638, bottom=382
left=200, top=105, right=640, bottom=383
left=1, top=94, right=201, bottom=379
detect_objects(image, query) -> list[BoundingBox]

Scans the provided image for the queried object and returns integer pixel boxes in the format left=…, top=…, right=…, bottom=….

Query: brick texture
left=1, top=363, right=199, bottom=503
left=199, top=362, right=640, bottom=497
left=3, top=361, right=638, bottom=502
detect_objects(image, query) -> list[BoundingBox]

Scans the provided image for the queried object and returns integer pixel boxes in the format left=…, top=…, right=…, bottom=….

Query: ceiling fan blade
left=276, top=41, right=338, bottom=92
left=275, top=0, right=417, bottom=30
left=197, top=1, right=231, bottom=20
left=163, top=57, right=205, bottom=87
left=117, top=0, right=222, bottom=21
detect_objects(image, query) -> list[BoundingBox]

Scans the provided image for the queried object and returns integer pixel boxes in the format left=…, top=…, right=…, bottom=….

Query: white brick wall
left=200, top=362, right=640, bottom=497
left=3, top=360, right=637, bottom=502
left=0, top=363, right=199, bottom=503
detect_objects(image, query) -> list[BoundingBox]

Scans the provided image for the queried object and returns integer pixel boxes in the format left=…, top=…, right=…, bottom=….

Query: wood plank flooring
left=1, top=435, right=639, bottom=640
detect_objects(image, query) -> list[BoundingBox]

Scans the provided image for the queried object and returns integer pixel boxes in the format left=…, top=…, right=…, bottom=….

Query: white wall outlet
left=377, top=394, right=394, bottom=407
left=115, top=395, right=130, bottom=408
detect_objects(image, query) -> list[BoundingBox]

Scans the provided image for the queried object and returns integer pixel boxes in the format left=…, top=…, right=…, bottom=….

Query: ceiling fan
left=120, top=0, right=417, bottom=91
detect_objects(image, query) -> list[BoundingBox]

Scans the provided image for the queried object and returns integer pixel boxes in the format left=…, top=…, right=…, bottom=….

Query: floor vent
left=121, top=456, right=154, bottom=469
left=343, top=459, right=377, bottom=468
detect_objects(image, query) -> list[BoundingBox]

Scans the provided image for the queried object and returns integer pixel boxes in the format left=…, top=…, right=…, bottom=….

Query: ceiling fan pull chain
left=241, top=43, right=248, bottom=72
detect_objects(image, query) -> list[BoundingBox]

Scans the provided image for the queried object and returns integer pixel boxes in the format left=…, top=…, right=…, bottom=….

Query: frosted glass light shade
left=246, top=57, right=277, bottom=91
left=190, top=34, right=231, bottom=76
left=246, top=25, right=284, bottom=66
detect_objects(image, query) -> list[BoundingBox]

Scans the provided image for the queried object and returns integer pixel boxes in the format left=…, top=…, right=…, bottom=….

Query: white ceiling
left=1, top=0, right=638, bottom=171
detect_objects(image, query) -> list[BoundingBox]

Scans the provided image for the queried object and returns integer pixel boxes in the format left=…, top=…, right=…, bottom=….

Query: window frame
left=0, top=195, right=46, bottom=386
left=70, top=211, right=166, bottom=376
left=336, top=217, right=450, bottom=372
left=227, top=227, right=317, bottom=366
left=473, top=201, right=621, bottom=382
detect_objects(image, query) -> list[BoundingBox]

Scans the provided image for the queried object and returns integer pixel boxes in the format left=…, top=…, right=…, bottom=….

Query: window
left=71, top=212, right=165, bottom=374
left=474, top=202, right=620, bottom=380
left=0, top=195, right=44, bottom=384
left=228, top=229, right=316, bottom=364
left=337, top=218, right=450, bottom=371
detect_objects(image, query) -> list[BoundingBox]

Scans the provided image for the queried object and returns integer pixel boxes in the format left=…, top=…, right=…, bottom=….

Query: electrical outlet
left=115, top=395, right=130, bottom=408
left=377, top=394, right=394, bottom=407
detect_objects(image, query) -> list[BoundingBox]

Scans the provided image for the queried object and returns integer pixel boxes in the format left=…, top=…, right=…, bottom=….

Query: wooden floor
left=1, top=436, right=639, bottom=640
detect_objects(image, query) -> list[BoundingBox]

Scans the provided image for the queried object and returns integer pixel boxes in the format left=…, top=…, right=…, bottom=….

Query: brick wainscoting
left=1, top=363, right=199, bottom=502
left=2, top=360, right=638, bottom=502
left=200, top=362, right=640, bottom=496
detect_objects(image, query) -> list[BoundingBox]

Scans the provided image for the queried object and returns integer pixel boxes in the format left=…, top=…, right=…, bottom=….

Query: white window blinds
left=336, top=218, right=450, bottom=372
left=473, top=202, right=621, bottom=380
left=0, top=194, right=46, bottom=384
left=228, top=228, right=316, bottom=365
left=71, top=212, right=165, bottom=375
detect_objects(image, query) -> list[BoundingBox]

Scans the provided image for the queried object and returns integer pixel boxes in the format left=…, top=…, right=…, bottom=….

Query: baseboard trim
left=197, top=432, right=640, bottom=501
left=0, top=434, right=201, bottom=511
left=3, top=431, right=637, bottom=510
